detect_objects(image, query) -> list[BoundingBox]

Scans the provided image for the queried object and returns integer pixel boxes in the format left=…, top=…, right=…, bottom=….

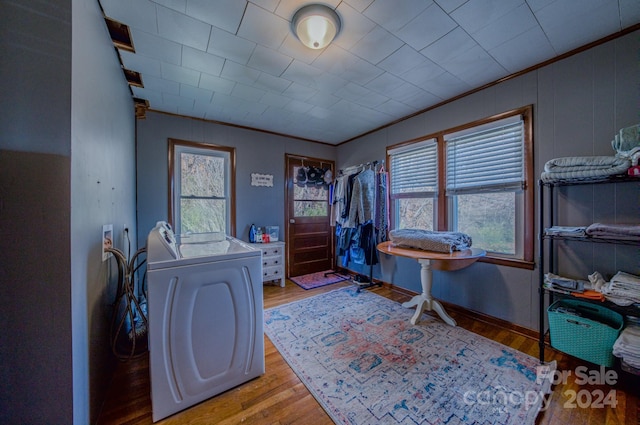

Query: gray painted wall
left=136, top=112, right=336, bottom=246
left=1, top=0, right=136, bottom=423
left=338, top=30, right=640, bottom=331
left=0, top=1, right=73, bottom=423
left=71, top=0, right=137, bottom=423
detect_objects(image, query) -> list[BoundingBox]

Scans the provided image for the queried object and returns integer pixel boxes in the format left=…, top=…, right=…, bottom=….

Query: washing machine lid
left=147, top=224, right=260, bottom=270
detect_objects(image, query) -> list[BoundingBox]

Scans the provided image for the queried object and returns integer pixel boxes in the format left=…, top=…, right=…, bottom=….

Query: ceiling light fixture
left=291, top=4, right=341, bottom=50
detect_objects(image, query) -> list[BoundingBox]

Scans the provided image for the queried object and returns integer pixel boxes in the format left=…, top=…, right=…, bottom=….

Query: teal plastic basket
left=548, top=298, right=623, bottom=367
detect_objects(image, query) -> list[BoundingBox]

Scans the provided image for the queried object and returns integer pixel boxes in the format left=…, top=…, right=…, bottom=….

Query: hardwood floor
left=97, top=280, right=639, bottom=425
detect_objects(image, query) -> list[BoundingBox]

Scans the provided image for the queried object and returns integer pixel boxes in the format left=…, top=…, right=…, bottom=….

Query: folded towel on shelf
left=389, top=229, right=472, bottom=253
left=544, top=273, right=587, bottom=292
left=613, top=325, right=640, bottom=368
left=573, top=290, right=606, bottom=301
left=611, top=271, right=640, bottom=285
left=611, top=124, right=640, bottom=155
left=545, top=226, right=587, bottom=237
left=601, top=271, right=640, bottom=306
left=540, top=156, right=630, bottom=183
left=585, top=223, right=640, bottom=240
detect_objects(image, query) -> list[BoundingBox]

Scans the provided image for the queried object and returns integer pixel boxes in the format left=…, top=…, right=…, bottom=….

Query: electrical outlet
left=103, top=224, right=113, bottom=261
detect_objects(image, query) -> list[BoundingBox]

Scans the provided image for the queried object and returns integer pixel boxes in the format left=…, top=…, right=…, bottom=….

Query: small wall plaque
left=251, top=173, right=273, bottom=187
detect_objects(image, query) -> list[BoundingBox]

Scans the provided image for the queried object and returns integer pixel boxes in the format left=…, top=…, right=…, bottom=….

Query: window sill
left=478, top=255, right=535, bottom=270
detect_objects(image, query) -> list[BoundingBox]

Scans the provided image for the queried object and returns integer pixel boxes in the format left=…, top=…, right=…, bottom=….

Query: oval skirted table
left=377, top=241, right=486, bottom=327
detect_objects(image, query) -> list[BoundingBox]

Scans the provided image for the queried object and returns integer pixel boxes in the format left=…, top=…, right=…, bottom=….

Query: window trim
left=386, top=105, right=534, bottom=270
left=168, top=138, right=236, bottom=237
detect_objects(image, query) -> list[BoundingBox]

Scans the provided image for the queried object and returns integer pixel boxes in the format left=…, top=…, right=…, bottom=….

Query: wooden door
left=285, top=154, right=335, bottom=277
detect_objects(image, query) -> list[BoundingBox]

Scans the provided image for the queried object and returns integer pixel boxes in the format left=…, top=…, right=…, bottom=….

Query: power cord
left=106, top=246, right=148, bottom=361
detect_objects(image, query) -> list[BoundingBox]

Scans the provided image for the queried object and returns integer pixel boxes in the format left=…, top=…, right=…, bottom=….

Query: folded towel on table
left=545, top=226, right=587, bottom=237
left=585, top=223, right=640, bottom=240
left=389, top=229, right=472, bottom=253
left=541, top=156, right=630, bottom=183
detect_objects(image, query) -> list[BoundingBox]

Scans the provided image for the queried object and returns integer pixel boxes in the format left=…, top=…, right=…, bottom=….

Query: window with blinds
left=386, top=105, right=533, bottom=266
left=444, top=114, right=526, bottom=257
left=390, top=139, right=438, bottom=195
left=445, top=115, right=524, bottom=194
left=388, top=139, right=438, bottom=230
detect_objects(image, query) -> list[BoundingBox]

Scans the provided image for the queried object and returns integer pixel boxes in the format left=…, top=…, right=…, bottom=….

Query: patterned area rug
left=290, top=270, right=350, bottom=290
left=264, top=288, right=555, bottom=425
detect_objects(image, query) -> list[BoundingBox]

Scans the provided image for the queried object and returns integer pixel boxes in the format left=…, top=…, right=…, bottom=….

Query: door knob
left=289, top=219, right=296, bottom=223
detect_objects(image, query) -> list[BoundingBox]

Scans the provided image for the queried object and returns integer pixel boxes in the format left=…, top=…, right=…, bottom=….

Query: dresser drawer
left=263, top=265, right=283, bottom=281
left=262, top=256, right=282, bottom=267
left=261, top=245, right=283, bottom=257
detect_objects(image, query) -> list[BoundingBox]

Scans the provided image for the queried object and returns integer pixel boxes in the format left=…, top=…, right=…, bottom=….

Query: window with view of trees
left=387, top=106, right=533, bottom=268
left=169, top=139, right=235, bottom=236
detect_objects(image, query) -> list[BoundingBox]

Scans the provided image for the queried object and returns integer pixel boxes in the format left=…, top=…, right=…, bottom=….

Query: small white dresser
left=250, top=242, right=285, bottom=287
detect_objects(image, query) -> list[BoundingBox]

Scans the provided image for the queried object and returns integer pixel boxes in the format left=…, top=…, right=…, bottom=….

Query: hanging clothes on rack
left=330, top=161, right=388, bottom=271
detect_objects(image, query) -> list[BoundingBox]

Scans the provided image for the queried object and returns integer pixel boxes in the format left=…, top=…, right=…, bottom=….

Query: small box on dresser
left=250, top=242, right=285, bottom=287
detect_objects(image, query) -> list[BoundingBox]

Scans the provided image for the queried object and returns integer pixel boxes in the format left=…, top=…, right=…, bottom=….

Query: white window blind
left=390, top=139, right=437, bottom=194
left=446, top=116, right=524, bottom=195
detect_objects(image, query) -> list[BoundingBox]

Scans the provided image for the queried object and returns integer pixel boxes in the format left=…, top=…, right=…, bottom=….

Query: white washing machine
left=146, top=222, right=264, bottom=422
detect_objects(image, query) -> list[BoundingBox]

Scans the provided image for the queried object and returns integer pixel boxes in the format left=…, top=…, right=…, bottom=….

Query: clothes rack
left=327, top=160, right=385, bottom=292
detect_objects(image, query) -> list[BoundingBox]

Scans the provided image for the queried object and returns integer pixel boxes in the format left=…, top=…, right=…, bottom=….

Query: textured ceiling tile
left=377, top=44, right=428, bottom=77
left=365, top=72, right=407, bottom=95
left=120, top=50, right=162, bottom=78
left=472, top=3, right=538, bottom=50
left=435, top=0, right=470, bottom=14
left=186, top=0, right=245, bottom=33
left=207, top=27, right=256, bottom=65
left=488, top=26, right=555, bottom=73
left=101, top=0, right=158, bottom=34
left=259, top=92, right=292, bottom=108
left=142, top=74, right=180, bottom=95
left=396, top=3, right=457, bottom=51
left=363, top=0, right=431, bottom=32
left=334, top=2, right=378, bottom=50
left=281, top=60, right=325, bottom=88
left=231, top=83, right=267, bottom=102
left=451, top=0, right=523, bottom=34
left=153, top=0, right=187, bottom=14
left=238, top=2, right=289, bottom=49
left=179, top=83, right=213, bottom=102
left=349, top=26, right=404, bottom=64
left=254, top=72, right=292, bottom=93
left=182, top=46, right=225, bottom=75
left=420, top=26, right=477, bottom=64
left=620, top=0, right=640, bottom=27
left=161, top=61, right=201, bottom=86
left=130, top=29, right=182, bottom=65
left=247, top=45, right=293, bottom=77
left=343, top=0, right=376, bottom=13
left=156, top=5, right=211, bottom=51
left=198, top=72, right=236, bottom=94
left=249, top=0, right=280, bottom=13
left=221, top=61, right=261, bottom=85
left=282, top=82, right=318, bottom=101
left=535, top=0, right=622, bottom=53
